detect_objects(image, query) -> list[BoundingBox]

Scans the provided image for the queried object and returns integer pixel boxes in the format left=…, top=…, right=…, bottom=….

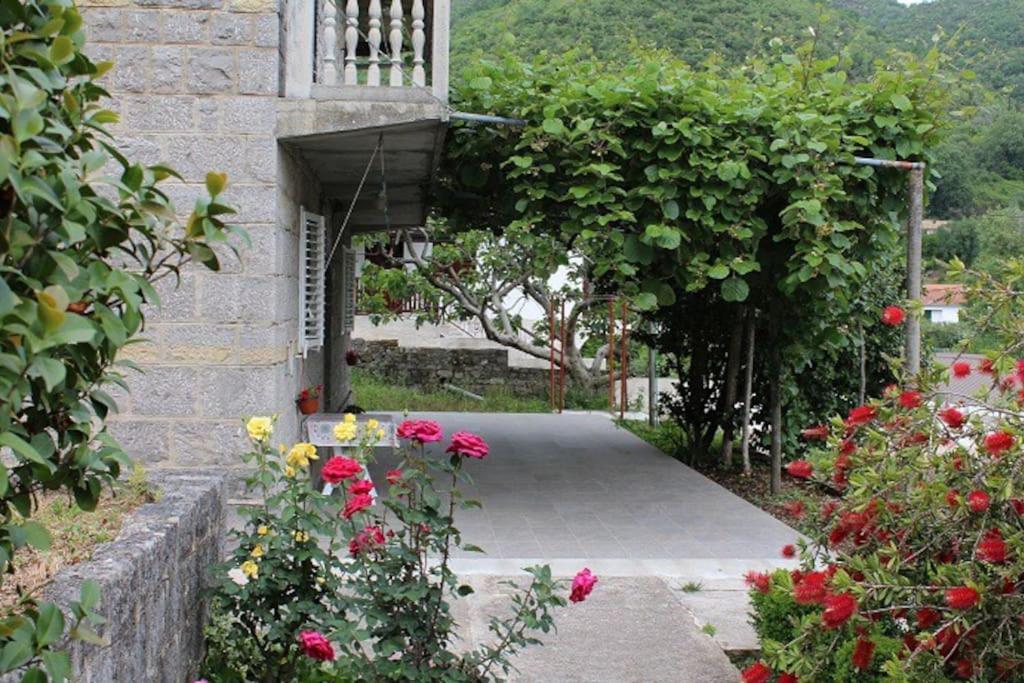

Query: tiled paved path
left=366, top=412, right=802, bottom=682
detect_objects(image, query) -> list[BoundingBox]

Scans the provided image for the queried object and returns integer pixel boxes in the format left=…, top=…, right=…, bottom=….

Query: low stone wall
left=14, top=471, right=227, bottom=683
left=352, top=338, right=556, bottom=397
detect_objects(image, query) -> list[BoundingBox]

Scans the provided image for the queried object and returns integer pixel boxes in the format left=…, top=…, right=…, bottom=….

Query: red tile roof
left=923, top=284, right=966, bottom=306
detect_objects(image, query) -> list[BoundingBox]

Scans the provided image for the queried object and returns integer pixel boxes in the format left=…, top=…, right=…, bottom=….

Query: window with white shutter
left=298, top=208, right=326, bottom=357
left=342, top=246, right=356, bottom=334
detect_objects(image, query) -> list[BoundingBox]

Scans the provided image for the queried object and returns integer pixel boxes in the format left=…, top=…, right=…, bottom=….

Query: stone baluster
left=389, top=0, right=404, bottom=86
left=411, top=0, right=426, bottom=86
left=367, top=0, right=382, bottom=86
left=344, top=0, right=359, bottom=85
left=322, top=0, right=338, bottom=85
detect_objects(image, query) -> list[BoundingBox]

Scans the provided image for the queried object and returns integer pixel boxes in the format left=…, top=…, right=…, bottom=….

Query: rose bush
left=202, top=416, right=596, bottom=682
left=744, top=260, right=1024, bottom=681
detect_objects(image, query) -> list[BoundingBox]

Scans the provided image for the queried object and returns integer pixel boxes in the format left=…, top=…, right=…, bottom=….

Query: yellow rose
left=344, top=413, right=356, bottom=424
left=257, top=525, right=269, bottom=536
left=284, top=465, right=296, bottom=478
left=251, top=544, right=264, bottom=559
left=376, top=428, right=386, bottom=441
left=285, top=442, right=318, bottom=469
left=241, top=560, right=259, bottom=579
left=246, top=416, right=273, bottom=443
left=293, top=530, right=310, bottom=543
left=366, top=418, right=380, bottom=431
left=333, top=422, right=357, bottom=442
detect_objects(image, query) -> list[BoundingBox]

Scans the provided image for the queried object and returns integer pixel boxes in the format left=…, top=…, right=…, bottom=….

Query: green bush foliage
left=0, top=2, right=236, bottom=678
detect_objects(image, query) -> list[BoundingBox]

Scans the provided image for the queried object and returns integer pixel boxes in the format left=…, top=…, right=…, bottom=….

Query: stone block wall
left=352, top=339, right=556, bottom=399
left=0, top=471, right=227, bottom=683
left=78, top=0, right=308, bottom=476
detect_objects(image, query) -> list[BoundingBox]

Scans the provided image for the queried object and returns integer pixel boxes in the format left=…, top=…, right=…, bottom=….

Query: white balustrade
left=322, top=0, right=338, bottom=85
left=388, top=0, right=404, bottom=86
left=367, top=0, right=382, bottom=86
left=411, top=0, right=425, bottom=86
left=344, top=0, right=359, bottom=85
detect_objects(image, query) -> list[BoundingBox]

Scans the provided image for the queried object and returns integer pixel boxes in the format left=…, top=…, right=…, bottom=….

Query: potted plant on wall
left=296, top=385, right=322, bottom=415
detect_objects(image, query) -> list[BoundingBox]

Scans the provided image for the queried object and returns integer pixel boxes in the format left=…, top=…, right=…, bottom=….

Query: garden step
left=671, top=588, right=760, bottom=655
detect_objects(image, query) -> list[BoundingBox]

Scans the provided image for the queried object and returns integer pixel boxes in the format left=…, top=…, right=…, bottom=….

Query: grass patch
left=0, top=466, right=155, bottom=609
left=350, top=369, right=610, bottom=413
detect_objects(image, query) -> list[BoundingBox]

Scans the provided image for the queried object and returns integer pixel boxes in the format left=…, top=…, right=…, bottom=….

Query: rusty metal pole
left=907, top=166, right=924, bottom=376
left=559, top=299, right=566, bottom=413
left=608, top=300, right=615, bottom=412
left=620, top=301, right=628, bottom=420
left=548, top=298, right=555, bottom=411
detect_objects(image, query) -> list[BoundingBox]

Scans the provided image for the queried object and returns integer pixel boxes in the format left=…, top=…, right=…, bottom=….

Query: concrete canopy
left=280, top=117, right=447, bottom=233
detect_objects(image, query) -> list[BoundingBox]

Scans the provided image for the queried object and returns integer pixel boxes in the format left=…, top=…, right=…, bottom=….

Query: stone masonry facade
left=78, top=0, right=304, bottom=482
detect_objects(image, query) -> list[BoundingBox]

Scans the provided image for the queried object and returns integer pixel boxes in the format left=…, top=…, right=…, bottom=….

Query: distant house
left=923, top=284, right=966, bottom=324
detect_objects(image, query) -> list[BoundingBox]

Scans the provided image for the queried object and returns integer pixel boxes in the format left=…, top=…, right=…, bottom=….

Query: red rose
left=945, top=586, right=980, bottom=609
left=386, top=469, right=403, bottom=485
left=898, top=390, right=923, bottom=409
left=322, top=456, right=363, bottom=484
left=786, top=460, right=813, bottom=479
left=741, top=661, right=771, bottom=683
left=793, top=571, right=828, bottom=605
left=397, top=419, right=444, bottom=444
left=349, top=524, right=386, bottom=556
left=349, top=479, right=374, bottom=496
left=967, top=490, right=990, bottom=513
left=801, top=424, right=829, bottom=441
left=951, top=361, right=971, bottom=378
left=852, top=636, right=875, bottom=670
left=845, top=404, right=877, bottom=427
left=781, top=544, right=796, bottom=558
left=570, top=568, right=598, bottom=603
left=881, top=305, right=905, bottom=326
left=342, top=493, right=373, bottom=519
left=940, top=407, right=965, bottom=429
left=984, top=431, right=1015, bottom=456
left=446, top=431, right=489, bottom=459
left=977, top=529, right=1007, bottom=564
left=821, top=592, right=857, bottom=629
left=298, top=630, right=335, bottom=661
left=743, top=571, right=771, bottom=594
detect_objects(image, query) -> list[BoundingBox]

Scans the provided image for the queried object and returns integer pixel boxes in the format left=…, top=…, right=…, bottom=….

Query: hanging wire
left=325, top=133, right=383, bottom=270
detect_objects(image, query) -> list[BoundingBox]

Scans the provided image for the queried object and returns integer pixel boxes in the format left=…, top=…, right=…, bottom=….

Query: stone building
left=81, top=0, right=451, bottom=484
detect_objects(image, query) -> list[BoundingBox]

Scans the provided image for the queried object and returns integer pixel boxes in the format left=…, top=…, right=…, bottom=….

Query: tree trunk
left=719, top=309, right=744, bottom=468
left=769, top=329, right=783, bottom=495
left=740, top=313, right=756, bottom=477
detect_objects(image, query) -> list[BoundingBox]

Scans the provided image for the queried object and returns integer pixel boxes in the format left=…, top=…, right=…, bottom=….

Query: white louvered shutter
left=342, top=247, right=357, bottom=334
left=298, top=209, right=326, bottom=357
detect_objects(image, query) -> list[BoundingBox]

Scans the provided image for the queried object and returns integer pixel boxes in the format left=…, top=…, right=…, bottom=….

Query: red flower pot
left=297, top=397, right=319, bottom=415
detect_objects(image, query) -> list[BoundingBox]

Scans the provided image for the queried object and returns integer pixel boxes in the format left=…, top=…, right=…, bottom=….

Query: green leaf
left=12, top=110, right=44, bottom=142
left=0, top=278, right=17, bottom=317
left=720, top=277, right=749, bottom=302
left=541, top=118, right=566, bottom=136
left=27, top=357, right=65, bottom=391
left=21, top=522, right=51, bottom=552
left=663, top=200, right=679, bottom=220
left=49, top=36, right=75, bottom=64
left=78, top=581, right=100, bottom=613
left=0, top=433, right=49, bottom=468
left=707, top=264, right=730, bottom=280
left=633, top=292, right=658, bottom=310
left=205, top=172, right=227, bottom=197
left=35, top=603, right=64, bottom=647
left=890, top=93, right=911, bottom=111
left=41, top=651, right=70, bottom=683
left=0, top=638, right=32, bottom=672
left=469, top=76, right=492, bottom=90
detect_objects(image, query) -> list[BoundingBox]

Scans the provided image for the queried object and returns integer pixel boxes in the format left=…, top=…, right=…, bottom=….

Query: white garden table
left=302, top=413, right=398, bottom=500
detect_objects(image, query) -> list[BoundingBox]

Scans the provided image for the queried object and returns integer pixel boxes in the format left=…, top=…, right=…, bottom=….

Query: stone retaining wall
left=13, top=471, right=227, bottom=683
left=352, top=339, right=557, bottom=398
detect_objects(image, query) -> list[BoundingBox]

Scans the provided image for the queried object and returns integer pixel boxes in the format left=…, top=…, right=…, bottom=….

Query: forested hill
left=451, top=0, right=1023, bottom=103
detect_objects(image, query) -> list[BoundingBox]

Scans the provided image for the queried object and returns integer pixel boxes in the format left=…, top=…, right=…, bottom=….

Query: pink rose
left=570, top=568, right=598, bottom=603
left=349, top=479, right=374, bottom=496
left=342, top=493, right=373, bottom=519
left=322, top=456, right=362, bottom=484
left=397, top=419, right=444, bottom=444
left=446, top=431, right=489, bottom=459
left=298, top=630, right=335, bottom=661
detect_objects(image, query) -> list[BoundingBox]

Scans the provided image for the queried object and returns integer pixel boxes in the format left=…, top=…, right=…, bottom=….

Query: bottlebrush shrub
left=202, top=416, right=595, bottom=682
left=746, top=344, right=1024, bottom=680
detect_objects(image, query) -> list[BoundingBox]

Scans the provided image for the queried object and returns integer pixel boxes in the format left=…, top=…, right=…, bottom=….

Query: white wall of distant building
left=925, top=304, right=961, bottom=324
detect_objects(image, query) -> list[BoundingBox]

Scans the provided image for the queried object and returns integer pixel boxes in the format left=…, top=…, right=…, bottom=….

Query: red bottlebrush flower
left=916, top=607, right=941, bottom=630
left=1011, top=498, right=1024, bottom=516
left=821, top=500, right=840, bottom=519
left=852, top=636, right=875, bottom=670
left=845, top=404, right=877, bottom=427
left=349, top=479, right=374, bottom=496
left=980, top=358, right=996, bottom=375
left=898, top=390, right=923, bottom=409
left=945, top=586, right=980, bottom=609
left=298, top=630, right=335, bottom=661
left=946, top=489, right=960, bottom=508
left=903, top=633, right=920, bottom=652
left=881, top=305, right=905, bottom=326
left=951, top=361, right=971, bottom=378
left=386, top=468, right=403, bottom=485
left=839, top=438, right=856, bottom=455
left=793, top=571, right=828, bottom=605
left=786, top=460, right=813, bottom=479
left=743, top=571, right=772, bottom=594
left=940, top=407, right=965, bottom=429
left=955, top=659, right=974, bottom=679
left=342, top=493, right=373, bottom=519
left=322, top=456, right=363, bottom=484
left=984, top=430, right=1015, bottom=456
left=801, top=424, right=829, bottom=441
left=1017, top=358, right=1024, bottom=381
left=569, top=568, right=598, bottom=603
left=977, top=529, right=1008, bottom=564
left=822, top=592, right=857, bottom=629
left=967, top=490, right=990, bottom=513
left=778, top=674, right=799, bottom=683
left=783, top=500, right=806, bottom=519
left=741, top=661, right=771, bottom=683
left=781, top=544, right=796, bottom=558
